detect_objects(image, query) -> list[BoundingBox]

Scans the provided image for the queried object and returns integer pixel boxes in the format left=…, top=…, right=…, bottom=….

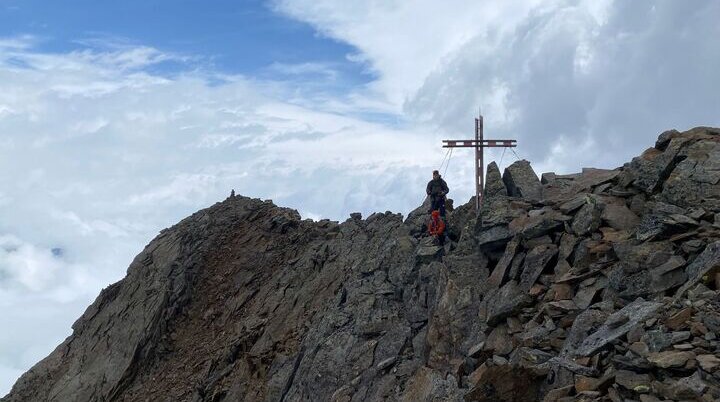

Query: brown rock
left=483, top=325, right=514, bottom=356
left=464, top=365, right=542, bottom=401
left=552, top=283, right=574, bottom=300
left=602, top=203, right=640, bottom=230
left=574, top=375, right=597, bottom=393
left=627, top=325, right=645, bottom=343
left=629, top=341, right=649, bottom=357
left=542, top=385, right=573, bottom=402
left=467, top=363, right=489, bottom=387
left=665, top=307, right=693, bottom=330
left=647, top=350, right=696, bottom=368
left=691, top=321, right=709, bottom=336
left=615, top=369, right=652, bottom=393
left=697, top=354, right=720, bottom=372
left=529, top=283, right=547, bottom=297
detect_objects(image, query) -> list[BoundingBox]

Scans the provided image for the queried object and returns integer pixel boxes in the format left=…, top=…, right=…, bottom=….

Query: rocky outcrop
left=4, top=127, right=720, bottom=402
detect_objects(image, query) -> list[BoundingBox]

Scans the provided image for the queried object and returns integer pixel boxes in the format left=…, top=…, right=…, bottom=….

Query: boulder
left=576, top=299, right=663, bottom=357
left=484, top=281, right=532, bottom=326
left=503, top=160, right=542, bottom=201
left=484, top=161, right=507, bottom=198
left=571, top=198, right=603, bottom=236
left=615, top=370, right=652, bottom=393
left=519, top=244, right=558, bottom=292
left=647, top=351, right=695, bottom=368
left=601, top=203, right=640, bottom=231
left=476, top=224, right=514, bottom=252
left=464, top=365, right=542, bottom=402
left=675, top=241, right=720, bottom=299
left=487, top=236, right=521, bottom=288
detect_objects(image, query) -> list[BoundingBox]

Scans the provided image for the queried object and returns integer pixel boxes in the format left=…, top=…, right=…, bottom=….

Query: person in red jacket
left=428, top=210, right=446, bottom=245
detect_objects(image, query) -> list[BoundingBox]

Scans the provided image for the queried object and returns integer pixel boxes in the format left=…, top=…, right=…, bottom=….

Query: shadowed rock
left=503, top=160, right=542, bottom=201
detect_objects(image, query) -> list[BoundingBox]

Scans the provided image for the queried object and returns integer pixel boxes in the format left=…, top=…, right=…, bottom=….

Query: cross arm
left=442, top=139, right=517, bottom=148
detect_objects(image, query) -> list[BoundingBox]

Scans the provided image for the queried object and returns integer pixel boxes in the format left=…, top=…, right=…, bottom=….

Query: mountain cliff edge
left=4, top=127, right=720, bottom=401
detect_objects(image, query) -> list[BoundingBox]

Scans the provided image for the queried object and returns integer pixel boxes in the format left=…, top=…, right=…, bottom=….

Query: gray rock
left=675, top=241, right=720, bottom=299
left=484, top=281, right=532, bottom=326
left=576, top=299, right=663, bottom=357
left=601, top=203, right=640, bottom=231
left=484, top=161, right=507, bottom=198
left=503, top=160, right=542, bottom=201
left=615, top=369, right=652, bottom=392
left=660, top=128, right=720, bottom=210
left=476, top=224, right=513, bottom=251
left=487, top=236, right=521, bottom=288
left=519, top=244, right=558, bottom=292
left=571, top=198, right=603, bottom=236
left=655, top=129, right=681, bottom=150
left=619, top=255, right=687, bottom=298
left=517, top=213, right=566, bottom=239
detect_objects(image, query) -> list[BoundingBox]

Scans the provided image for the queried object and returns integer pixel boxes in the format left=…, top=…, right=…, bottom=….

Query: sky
left=1, top=0, right=719, bottom=395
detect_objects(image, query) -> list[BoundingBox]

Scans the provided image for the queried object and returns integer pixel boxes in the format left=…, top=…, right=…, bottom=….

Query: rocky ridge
left=3, top=127, right=720, bottom=402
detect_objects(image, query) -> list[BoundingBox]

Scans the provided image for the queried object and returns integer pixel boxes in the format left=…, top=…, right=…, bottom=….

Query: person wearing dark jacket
left=426, top=170, right=449, bottom=217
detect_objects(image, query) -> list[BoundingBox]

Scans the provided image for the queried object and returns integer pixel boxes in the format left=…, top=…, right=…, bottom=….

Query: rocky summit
left=4, top=127, right=720, bottom=402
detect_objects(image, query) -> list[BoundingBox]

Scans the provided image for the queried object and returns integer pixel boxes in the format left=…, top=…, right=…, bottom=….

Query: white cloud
left=278, top=0, right=720, bottom=176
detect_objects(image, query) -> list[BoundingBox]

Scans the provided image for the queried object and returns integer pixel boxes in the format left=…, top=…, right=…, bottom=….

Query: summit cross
left=442, top=114, right=517, bottom=212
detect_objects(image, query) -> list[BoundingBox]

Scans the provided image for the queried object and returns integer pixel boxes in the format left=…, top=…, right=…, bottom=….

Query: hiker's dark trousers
left=430, top=196, right=446, bottom=217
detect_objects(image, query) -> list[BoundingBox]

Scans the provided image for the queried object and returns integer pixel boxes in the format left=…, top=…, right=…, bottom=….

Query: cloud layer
left=2, top=0, right=720, bottom=394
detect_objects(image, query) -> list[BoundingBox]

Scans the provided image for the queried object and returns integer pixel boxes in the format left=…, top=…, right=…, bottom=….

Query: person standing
left=426, top=170, right=449, bottom=217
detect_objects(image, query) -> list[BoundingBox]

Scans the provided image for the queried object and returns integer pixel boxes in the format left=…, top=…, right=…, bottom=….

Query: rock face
left=4, top=127, right=720, bottom=402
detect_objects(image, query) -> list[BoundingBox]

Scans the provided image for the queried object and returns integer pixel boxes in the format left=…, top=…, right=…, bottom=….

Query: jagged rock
left=401, top=367, right=464, bottom=402
left=519, top=244, right=558, bottom=292
left=484, top=161, right=507, bottom=198
left=655, top=129, right=681, bottom=150
left=601, top=203, right=640, bottom=230
left=487, top=236, right=520, bottom=288
left=464, top=365, right=542, bottom=402
left=615, top=369, right=652, bottom=393
left=675, top=241, right=720, bottom=299
left=571, top=198, right=603, bottom=236
left=665, top=307, right=693, bottom=330
left=543, top=169, right=620, bottom=202
left=510, top=211, right=567, bottom=239
left=647, top=350, right=695, bottom=368
left=416, top=237, right=444, bottom=263
left=660, top=128, right=720, bottom=210
left=503, top=160, right=542, bottom=201
left=654, top=371, right=710, bottom=400
left=483, top=281, right=532, bottom=326
left=697, top=354, right=720, bottom=372
left=483, top=325, right=513, bottom=355
left=619, top=255, right=687, bottom=298
left=559, top=194, right=589, bottom=214
left=573, top=276, right=607, bottom=309
left=576, top=299, right=663, bottom=357
left=476, top=224, right=513, bottom=251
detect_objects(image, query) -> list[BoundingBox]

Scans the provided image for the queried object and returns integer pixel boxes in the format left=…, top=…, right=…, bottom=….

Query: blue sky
left=1, top=0, right=720, bottom=396
left=0, top=0, right=364, bottom=77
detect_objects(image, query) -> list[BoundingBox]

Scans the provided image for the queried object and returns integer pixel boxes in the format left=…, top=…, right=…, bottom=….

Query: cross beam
left=442, top=115, right=517, bottom=212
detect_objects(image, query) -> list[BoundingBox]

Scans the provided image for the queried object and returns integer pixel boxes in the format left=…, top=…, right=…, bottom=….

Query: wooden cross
left=442, top=114, right=517, bottom=211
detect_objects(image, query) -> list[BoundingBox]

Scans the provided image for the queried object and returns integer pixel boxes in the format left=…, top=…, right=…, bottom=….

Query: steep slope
left=4, top=127, right=720, bottom=402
